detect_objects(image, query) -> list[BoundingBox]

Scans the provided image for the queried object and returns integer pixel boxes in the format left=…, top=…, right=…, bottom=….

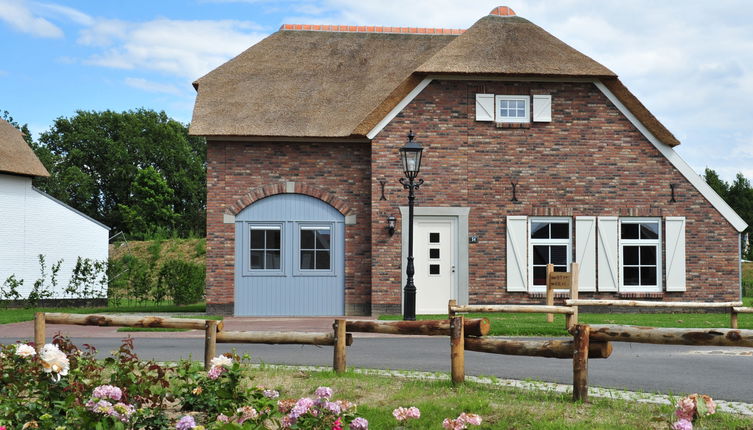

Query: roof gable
left=0, top=119, right=49, bottom=177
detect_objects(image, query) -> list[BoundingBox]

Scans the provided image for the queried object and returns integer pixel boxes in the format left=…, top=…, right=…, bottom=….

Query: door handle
left=451, top=265, right=456, bottom=273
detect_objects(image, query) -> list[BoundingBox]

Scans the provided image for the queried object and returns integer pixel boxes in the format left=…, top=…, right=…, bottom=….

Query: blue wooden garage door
left=234, top=194, right=345, bottom=316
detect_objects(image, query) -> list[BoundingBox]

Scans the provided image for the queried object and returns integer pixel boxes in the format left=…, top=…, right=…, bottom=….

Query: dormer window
left=495, top=95, right=529, bottom=123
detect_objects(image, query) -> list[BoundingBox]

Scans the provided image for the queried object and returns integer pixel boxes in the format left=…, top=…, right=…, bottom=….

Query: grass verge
left=0, top=302, right=214, bottom=325
left=248, top=367, right=752, bottom=429
left=381, top=310, right=753, bottom=336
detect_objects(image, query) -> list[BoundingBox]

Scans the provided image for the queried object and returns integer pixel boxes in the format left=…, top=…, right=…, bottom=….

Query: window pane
left=531, top=222, right=549, bottom=239
left=550, top=223, right=569, bottom=239
left=623, top=246, right=639, bottom=265
left=554, top=266, right=567, bottom=272
left=429, top=264, right=440, bottom=275
left=250, top=251, right=264, bottom=269
left=315, top=230, right=331, bottom=250
left=533, top=266, right=547, bottom=286
left=641, top=267, right=657, bottom=285
left=301, top=230, right=315, bottom=249
left=315, top=251, right=330, bottom=270
left=430, top=248, right=440, bottom=259
left=640, top=246, right=657, bottom=265
left=621, top=223, right=639, bottom=239
left=300, top=251, right=315, bottom=269
left=266, top=251, right=280, bottom=270
left=640, top=223, right=659, bottom=239
left=533, top=245, right=548, bottom=264
left=516, top=109, right=525, bottom=117
left=250, top=230, right=265, bottom=249
left=550, top=246, right=567, bottom=265
left=266, top=230, right=281, bottom=249
left=430, top=232, right=440, bottom=243
left=623, top=267, right=640, bottom=285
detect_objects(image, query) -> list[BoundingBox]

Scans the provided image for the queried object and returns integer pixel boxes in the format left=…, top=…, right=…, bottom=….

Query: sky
left=1, top=0, right=752, bottom=182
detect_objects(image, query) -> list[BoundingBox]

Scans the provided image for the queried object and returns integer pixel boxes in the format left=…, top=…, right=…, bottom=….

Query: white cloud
left=33, top=2, right=94, bottom=26
left=80, top=19, right=265, bottom=80
left=124, top=77, right=185, bottom=96
left=0, top=0, right=63, bottom=38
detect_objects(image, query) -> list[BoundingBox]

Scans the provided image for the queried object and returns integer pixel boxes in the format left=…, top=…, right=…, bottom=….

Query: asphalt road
left=5, top=336, right=751, bottom=402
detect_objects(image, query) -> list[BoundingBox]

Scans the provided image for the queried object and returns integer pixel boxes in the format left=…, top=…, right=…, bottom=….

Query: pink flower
left=458, top=413, right=482, bottom=426
left=349, top=417, right=368, bottom=430
left=176, top=415, right=197, bottom=430
left=263, top=389, right=280, bottom=398
left=207, top=365, right=225, bottom=380
left=0, top=425, right=7, bottom=430
left=315, top=386, right=333, bottom=399
left=675, top=397, right=696, bottom=421
left=332, top=417, right=342, bottom=430
left=92, top=385, right=123, bottom=401
left=216, top=414, right=230, bottom=423
left=393, top=406, right=421, bottom=421
left=671, top=419, right=693, bottom=430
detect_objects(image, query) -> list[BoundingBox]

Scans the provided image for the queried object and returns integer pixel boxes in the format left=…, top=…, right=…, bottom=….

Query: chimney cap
left=489, top=6, right=516, bottom=16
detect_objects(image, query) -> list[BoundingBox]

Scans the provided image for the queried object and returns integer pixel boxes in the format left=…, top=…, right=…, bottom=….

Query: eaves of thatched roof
left=0, top=119, right=49, bottom=177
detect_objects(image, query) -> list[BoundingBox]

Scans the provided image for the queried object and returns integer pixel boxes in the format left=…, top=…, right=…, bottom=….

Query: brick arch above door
left=225, top=182, right=353, bottom=217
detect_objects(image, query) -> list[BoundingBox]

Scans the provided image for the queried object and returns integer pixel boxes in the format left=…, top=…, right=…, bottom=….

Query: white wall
left=0, top=174, right=109, bottom=298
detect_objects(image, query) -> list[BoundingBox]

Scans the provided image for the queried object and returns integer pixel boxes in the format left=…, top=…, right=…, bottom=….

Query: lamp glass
left=399, top=142, right=423, bottom=179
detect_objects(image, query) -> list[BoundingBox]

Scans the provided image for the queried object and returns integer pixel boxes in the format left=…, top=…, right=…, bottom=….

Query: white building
left=0, top=119, right=109, bottom=300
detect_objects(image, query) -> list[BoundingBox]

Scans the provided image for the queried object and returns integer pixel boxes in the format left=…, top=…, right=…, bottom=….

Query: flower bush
left=0, top=338, right=483, bottom=430
left=671, top=394, right=717, bottom=430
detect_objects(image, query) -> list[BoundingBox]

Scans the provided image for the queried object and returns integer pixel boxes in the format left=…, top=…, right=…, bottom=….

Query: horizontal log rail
left=565, top=300, right=742, bottom=308
left=345, top=318, right=490, bottom=337
left=450, top=305, right=574, bottom=315
left=464, top=337, right=612, bottom=359
left=732, top=307, right=753, bottom=313
left=217, top=330, right=353, bottom=346
left=587, top=324, right=753, bottom=348
left=44, top=312, right=222, bottom=331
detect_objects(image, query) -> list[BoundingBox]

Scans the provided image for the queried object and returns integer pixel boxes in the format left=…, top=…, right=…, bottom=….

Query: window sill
left=495, top=121, right=531, bottom=129
left=618, top=292, right=664, bottom=299
left=528, top=291, right=570, bottom=299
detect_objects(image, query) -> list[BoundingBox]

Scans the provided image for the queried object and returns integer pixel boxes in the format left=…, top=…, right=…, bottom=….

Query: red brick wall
left=205, top=141, right=372, bottom=315
left=370, top=80, right=740, bottom=312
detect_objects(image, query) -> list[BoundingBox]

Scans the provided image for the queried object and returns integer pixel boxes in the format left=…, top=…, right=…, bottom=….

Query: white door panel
left=413, top=217, right=456, bottom=314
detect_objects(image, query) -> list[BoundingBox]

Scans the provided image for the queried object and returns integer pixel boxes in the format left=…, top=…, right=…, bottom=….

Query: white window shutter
left=575, top=216, right=596, bottom=291
left=665, top=217, right=686, bottom=292
left=532, top=95, right=552, bottom=122
left=506, top=216, right=528, bottom=291
left=475, top=94, right=494, bottom=121
left=597, top=216, right=619, bottom=292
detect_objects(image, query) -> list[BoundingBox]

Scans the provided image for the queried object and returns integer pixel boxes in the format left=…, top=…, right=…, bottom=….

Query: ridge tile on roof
left=280, top=23, right=465, bottom=35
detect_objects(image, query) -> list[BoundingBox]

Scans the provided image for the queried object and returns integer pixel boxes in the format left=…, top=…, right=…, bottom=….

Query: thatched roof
left=416, top=15, right=615, bottom=77
left=190, top=10, right=680, bottom=147
left=190, top=31, right=455, bottom=138
left=0, top=119, right=49, bottom=177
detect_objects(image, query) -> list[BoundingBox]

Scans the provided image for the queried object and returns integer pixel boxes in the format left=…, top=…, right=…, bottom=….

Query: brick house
left=190, top=6, right=747, bottom=316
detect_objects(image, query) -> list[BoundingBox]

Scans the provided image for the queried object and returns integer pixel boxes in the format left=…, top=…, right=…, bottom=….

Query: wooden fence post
left=448, top=299, right=457, bottom=318
left=546, top=264, right=555, bottom=323
left=34, top=312, right=45, bottom=352
left=566, top=263, right=580, bottom=330
left=572, top=323, right=590, bottom=402
left=204, top=320, right=218, bottom=371
left=450, top=315, right=465, bottom=384
left=333, top=319, right=347, bottom=374
left=731, top=308, right=739, bottom=329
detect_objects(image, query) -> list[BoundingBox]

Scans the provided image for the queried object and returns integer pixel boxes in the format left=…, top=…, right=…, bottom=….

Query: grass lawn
left=250, top=367, right=752, bottom=429
left=0, top=302, right=212, bottom=325
left=381, top=309, right=753, bottom=336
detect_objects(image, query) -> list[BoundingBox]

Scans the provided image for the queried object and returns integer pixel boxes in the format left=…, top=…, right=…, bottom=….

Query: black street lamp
left=399, top=130, right=424, bottom=321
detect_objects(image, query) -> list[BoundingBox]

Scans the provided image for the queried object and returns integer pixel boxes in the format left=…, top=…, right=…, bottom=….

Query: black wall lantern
left=386, top=215, right=396, bottom=236
left=399, top=130, right=424, bottom=321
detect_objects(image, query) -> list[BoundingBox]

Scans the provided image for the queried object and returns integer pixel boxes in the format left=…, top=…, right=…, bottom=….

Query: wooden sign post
left=546, top=263, right=580, bottom=329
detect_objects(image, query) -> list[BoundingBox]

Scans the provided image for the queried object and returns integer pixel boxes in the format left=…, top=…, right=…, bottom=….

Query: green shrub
left=158, top=259, right=205, bottom=305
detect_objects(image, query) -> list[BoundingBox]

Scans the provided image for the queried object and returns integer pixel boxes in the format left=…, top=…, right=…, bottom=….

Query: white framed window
left=619, top=218, right=662, bottom=292
left=298, top=225, right=332, bottom=272
left=248, top=224, right=283, bottom=272
left=495, top=95, right=530, bottom=123
left=528, top=217, right=571, bottom=291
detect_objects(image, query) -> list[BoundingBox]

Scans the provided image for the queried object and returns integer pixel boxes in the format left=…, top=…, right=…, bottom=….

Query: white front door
left=413, top=216, right=457, bottom=314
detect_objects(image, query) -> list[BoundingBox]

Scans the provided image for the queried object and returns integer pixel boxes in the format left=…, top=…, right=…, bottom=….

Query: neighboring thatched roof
left=416, top=15, right=615, bottom=77
left=0, top=119, right=49, bottom=177
left=190, top=31, right=455, bottom=138
left=190, top=10, right=680, bottom=148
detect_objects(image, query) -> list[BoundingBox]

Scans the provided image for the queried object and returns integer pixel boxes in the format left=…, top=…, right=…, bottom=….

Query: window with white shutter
left=475, top=94, right=495, bottom=121
left=506, top=216, right=528, bottom=291
left=528, top=217, right=571, bottom=292
left=597, top=216, right=619, bottom=292
left=495, top=95, right=530, bottom=123
left=619, top=218, right=662, bottom=292
left=575, top=216, right=596, bottom=291
left=665, top=217, right=686, bottom=292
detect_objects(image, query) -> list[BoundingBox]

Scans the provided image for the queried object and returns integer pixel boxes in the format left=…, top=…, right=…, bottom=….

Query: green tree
left=34, top=109, right=206, bottom=237
left=118, top=166, right=179, bottom=238
left=704, top=168, right=729, bottom=200
left=1, top=110, right=34, bottom=146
